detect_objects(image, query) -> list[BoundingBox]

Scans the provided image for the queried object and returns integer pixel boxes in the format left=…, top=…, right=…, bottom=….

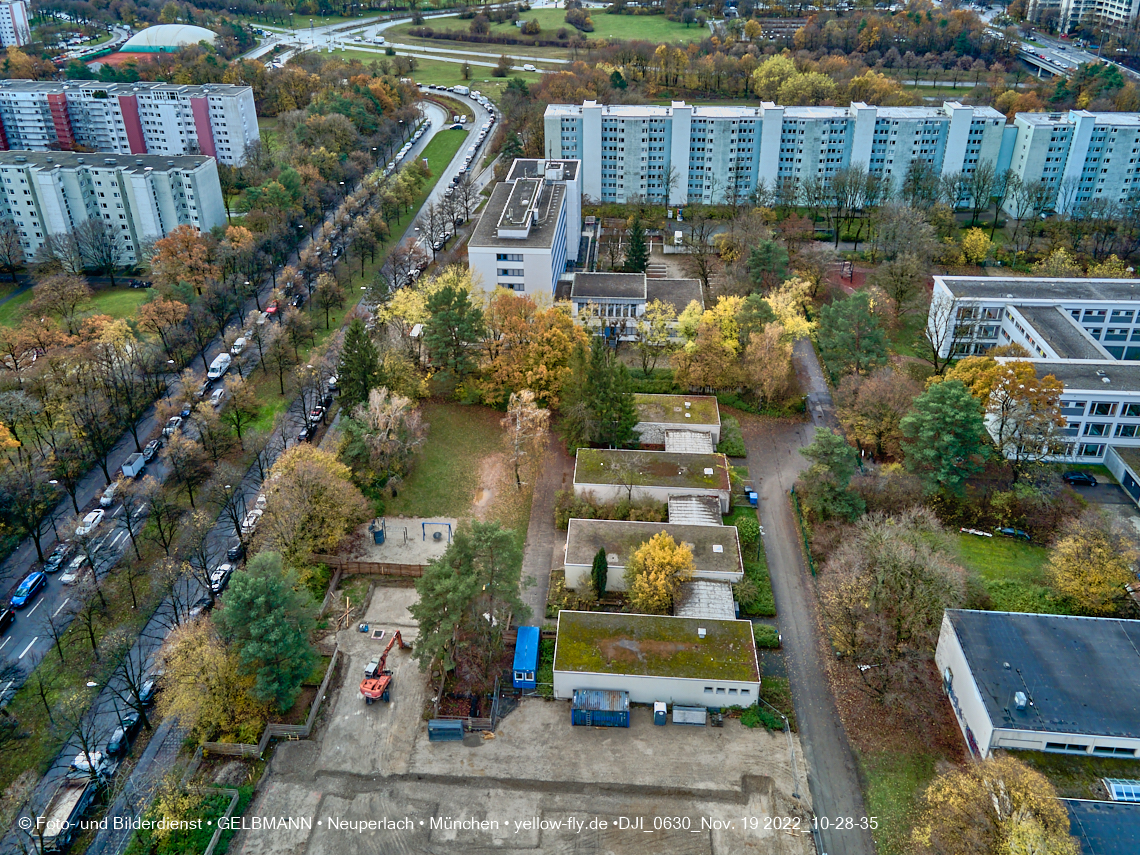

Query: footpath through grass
left=954, top=533, right=1070, bottom=614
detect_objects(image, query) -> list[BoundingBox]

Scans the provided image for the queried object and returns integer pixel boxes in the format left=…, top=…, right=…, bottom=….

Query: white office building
left=0, top=81, right=259, bottom=165
left=1028, top=0, right=1139, bottom=33
left=0, top=1, right=30, bottom=47
left=467, top=158, right=580, bottom=297
left=0, top=151, right=227, bottom=265
left=545, top=99, right=1009, bottom=205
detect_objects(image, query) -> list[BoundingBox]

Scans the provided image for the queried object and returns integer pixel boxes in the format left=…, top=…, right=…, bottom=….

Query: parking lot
left=232, top=587, right=815, bottom=855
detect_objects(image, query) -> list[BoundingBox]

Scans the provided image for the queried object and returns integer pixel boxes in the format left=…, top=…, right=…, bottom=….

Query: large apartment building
left=0, top=1, right=30, bottom=47
left=0, top=81, right=259, bottom=165
left=0, top=151, right=226, bottom=265
left=545, top=100, right=1140, bottom=212
left=1028, top=0, right=1139, bottom=34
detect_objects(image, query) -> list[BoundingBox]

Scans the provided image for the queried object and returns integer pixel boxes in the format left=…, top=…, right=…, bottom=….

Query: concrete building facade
left=0, top=1, right=30, bottom=47
left=0, top=151, right=226, bottom=264
left=0, top=81, right=259, bottom=164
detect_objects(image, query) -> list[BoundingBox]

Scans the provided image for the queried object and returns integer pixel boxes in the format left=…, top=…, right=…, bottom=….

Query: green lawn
left=486, top=9, right=704, bottom=43
left=955, top=533, right=1070, bottom=614
left=859, top=750, right=939, bottom=855
left=386, top=402, right=505, bottom=517
left=0, top=288, right=33, bottom=327
left=0, top=285, right=149, bottom=328
left=416, top=127, right=468, bottom=176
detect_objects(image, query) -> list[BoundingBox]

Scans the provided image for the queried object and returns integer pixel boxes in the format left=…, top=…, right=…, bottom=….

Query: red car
left=265, top=301, right=279, bottom=317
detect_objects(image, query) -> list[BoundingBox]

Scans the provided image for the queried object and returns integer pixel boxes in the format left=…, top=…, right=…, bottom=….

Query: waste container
left=653, top=702, right=667, bottom=726
left=370, top=519, right=386, bottom=545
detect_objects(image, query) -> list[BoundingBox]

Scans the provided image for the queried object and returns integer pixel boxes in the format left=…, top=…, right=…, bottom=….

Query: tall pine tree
left=624, top=216, right=649, bottom=273
left=424, top=284, right=484, bottom=380
left=587, top=337, right=638, bottom=448
left=337, top=318, right=380, bottom=411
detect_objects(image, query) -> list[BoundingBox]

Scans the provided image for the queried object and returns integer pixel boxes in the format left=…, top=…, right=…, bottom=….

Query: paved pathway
left=739, top=341, right=875, bottom=855
left=518, top=435, right=574, bottom=625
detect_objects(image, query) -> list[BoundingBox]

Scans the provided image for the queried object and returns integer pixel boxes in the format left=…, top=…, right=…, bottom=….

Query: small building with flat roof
left=1064, top=799, right=1140, bottom=855
left=573, top=448, right=732, bottom=512
left=563, top=518, right=743, bottom=591
left=553, top=610, right=760, bottom=706
left=935, top=609, right=1140, bottom=759
left=634, top=394, right=721, bottom=445
left=568, top=272, right=702, bottom=341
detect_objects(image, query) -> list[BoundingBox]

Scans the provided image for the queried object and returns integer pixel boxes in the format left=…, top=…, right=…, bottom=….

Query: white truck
left=452, top=85, right=469, bottom=95
left=206, top=353, right=231, bottom=381
left=35, top=778, right=101, bottom=852
left=121, top=452, right=145, bottom=478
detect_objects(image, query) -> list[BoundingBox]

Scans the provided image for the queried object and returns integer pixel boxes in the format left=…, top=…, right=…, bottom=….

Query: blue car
left=10, top=571, right=45, bottom=609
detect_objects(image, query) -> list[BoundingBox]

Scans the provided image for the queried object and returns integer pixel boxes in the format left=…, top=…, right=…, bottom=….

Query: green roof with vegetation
left=554, top=610, right=760, bottom=682
left=574, top=449, right=731, bottom=491
left=565, top=519, right=743, bottom=576
left=635, top=394, right=720, bottom=426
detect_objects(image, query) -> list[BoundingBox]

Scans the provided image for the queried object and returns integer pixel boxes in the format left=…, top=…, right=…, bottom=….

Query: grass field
left=490, top=9, right=704, bottom=43
left=333, top=50, right=544, bottom=100
left=416, top=126, right=468, bottom=175
left=954, top=533, right=1071, bottom=614
left=859, top=750, right=938, bottom=855
left=0, top=285, right=149, bottom=328
left=386, top=402, right=505, bottom=517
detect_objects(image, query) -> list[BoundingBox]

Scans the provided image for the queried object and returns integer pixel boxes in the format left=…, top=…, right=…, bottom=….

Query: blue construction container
left=513, top=626, right=540, bottom=690
left=428, top=720, right=464, bottom=742
left=571, top=689, right=630, bottom=727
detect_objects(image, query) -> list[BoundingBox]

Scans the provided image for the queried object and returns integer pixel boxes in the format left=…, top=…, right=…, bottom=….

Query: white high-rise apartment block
left=545, top=99, right=1008, bottom=205
left=0, top=151, right=227, bottom=265
left=0, top=1, right=30, bottom=47
left=1028, top=0, right=1139, bottom=33
left=0, top=81, right=259, bottom=165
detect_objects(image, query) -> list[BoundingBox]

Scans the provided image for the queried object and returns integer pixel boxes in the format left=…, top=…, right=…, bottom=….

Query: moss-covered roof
left=635, top=394, right=720, bottom=426
left=565, top=519, right=743, bottom=576
left=554, top=611, right=759, bottom=682
left=574, top=449, right=731, bottom=491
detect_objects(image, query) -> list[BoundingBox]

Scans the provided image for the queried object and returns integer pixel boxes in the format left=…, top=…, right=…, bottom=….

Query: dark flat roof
left=1017, top=306, right=1108, bottom=360
left=1023, top=360, right=1140, bottom=394
left=0, top=151, right=211, bottom=172
left=468, top=182, right=564, bottom=250
left=939, top=276, right=1140, bottom=303
left=505, top=158, right=580, bottom=181
left=1064, top=800, right=1140, bottom=855
left=570, top=272, right=646, bottom=300
left=947, top=610, right=1140, bottom=738
left=647, top=277, right=703, bottom=313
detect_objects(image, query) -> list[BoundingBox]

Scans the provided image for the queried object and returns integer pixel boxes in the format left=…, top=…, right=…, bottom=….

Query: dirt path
left=518, top=435, right=575, bottom=625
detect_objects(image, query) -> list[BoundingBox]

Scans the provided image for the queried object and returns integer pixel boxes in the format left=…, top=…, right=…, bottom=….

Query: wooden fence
left=311, top=555, right=424, bottom=577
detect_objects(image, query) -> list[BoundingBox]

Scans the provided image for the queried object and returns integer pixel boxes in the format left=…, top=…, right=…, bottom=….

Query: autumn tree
left=342, top=386, right=427, bottom=493
left=624, top=531, right=694, bottom=614
left=312, top=273, right=346, bottom=329
left=836, top=368, right=922, bottom=460
left=0, top=219, right=24, bottom=282
left=743, top=323, right=794, bottom=406
left=633, top=299, right=676, bottom=376
left=1047, top=511, right=1139, bottom=616
left=215, top=552, right=318, bottom=711
left=1031, top=247, right=1083, bottom=278
left=219, top=375, right=259, bottom=445
left=149, top=225, right=218, bottom=298
left=137, top=298, right=189, bottom=357
left=797, top=428, right=865, bottom=522
left=30, top=273, right=93, bottom=336
left=912, top=755, right=1079, bottom=855
left=257, top=445, right=369, bottom=569
left=162, top=432, right=210, bottom=508
left=900, top=380, right=988, bottom=494
left=502, top=390, right=550, bottom=490
left=820, top=509, right=966, bottom=701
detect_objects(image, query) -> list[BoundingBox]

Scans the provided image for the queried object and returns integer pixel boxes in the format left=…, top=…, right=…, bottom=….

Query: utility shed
left=563, top=518, right=744, bottom=591
left=513, top=626, right=540, bottom=690
left=573, top=449, right=732, bottom=513
left=553, top=610, right=760, bottom=707
left=634, top=394, right=721, bottom=445
left=935, top=610, right=1140, bottom=759
left=1064, top=800, right=1140, bottom=855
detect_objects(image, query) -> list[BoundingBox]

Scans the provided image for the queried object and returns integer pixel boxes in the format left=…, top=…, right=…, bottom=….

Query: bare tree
left=917, top=291, right=961, bottom=375
left=38, top=598, right=75, bottom=664
left=502, top=390, right=549, bottom=489
left=144, top=484, right=183, bottom=556
left=0, top=219, right=24, bottom=283
left=117, top=478, right=152, bottom=562
left=681, top=207, right=721, bottom=296
left=75, top=219, right=128, bottom=286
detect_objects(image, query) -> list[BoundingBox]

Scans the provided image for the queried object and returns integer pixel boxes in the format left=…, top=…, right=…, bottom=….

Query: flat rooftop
left=505, top=158, right=580, bottom=182
left=946, top=610, right=1140, bottom=738
left=636, top=394, right=719, bottom=426
left=646, top=277, right=703, bottom=313
left=554, top=610, right=759, bottom=682
left=574, top=449, right=731, bottom=492
left=498, top=178, right=542, bottom=230
left=570, top=272, right=646, bottom=300
left=1016, top=306, right=1108, bottom=360
left=565, top=518, right=742, bottom=576
left=1022, top=360, right=1140, bottom=394
left=1064, top=800, right=1140, bottom=855
left=469, top=181, right=564, bottom=250
left=0, top=151, right=212, bottom=172
left=674, top=580, right=736, bottom=620
left=0, top=80, right=250, bottom=95
left=938, top=276, right=1140, bottom=303
left=1111, top=446, right=1140, bottom=476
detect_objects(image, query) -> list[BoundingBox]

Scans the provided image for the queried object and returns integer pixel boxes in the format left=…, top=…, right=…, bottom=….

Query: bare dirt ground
left=233, top=586, right=816, bottom=855
left=472, top=453, right=506, bottom=520
left=359, top=517, right=460, bottom=565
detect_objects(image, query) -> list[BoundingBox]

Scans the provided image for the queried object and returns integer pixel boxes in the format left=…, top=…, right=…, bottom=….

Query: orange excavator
left=359, top=631, right=410, bottom=705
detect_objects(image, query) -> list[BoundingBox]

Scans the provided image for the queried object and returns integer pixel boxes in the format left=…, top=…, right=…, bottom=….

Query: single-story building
left=1064, top=799, right=1140, bottom=855
left=563, top=518, right=744, bottom=591
left=567, top=272, right=703, bottom=341
left=573, top=448, right=732, bottom=513
left=935, top=609, right=1140, bottom=759
left=634, top=394, right=721, bottom=446
left=674, top=580, right=736, bottom=620
left=553, top=610, right=760, bottom=707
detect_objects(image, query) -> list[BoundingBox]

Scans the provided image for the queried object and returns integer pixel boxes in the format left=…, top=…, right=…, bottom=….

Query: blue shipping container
left=428, top=720, right=465, bottom=741
left=571, top=689, right=630, bottom=727
left=513, top=626, right=540, bottom=690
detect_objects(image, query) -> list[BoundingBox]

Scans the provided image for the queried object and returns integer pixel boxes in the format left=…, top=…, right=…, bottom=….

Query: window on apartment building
left=1090, top=402, right=1117, bottom=416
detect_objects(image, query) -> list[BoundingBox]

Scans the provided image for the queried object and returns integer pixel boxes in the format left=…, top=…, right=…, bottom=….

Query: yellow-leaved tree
left=960, top=228, right=992, bottom=265
left=1047, top=510, right=1139, bottom=615
left=912, top=755, right=1079, bottom=855
left=623, top=532, right=694, bottom=614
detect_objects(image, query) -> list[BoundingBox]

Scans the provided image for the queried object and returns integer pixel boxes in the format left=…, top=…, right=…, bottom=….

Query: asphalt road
left=740, top=338, right=875, bottom=855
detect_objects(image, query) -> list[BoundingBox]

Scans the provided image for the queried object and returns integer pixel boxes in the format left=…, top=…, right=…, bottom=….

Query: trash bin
left=370, top=519, right=385, bottom=545
left=653, top=701, right=667, bottom=726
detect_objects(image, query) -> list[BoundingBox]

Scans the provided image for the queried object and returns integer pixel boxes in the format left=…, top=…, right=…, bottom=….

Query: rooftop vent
left=712, top=544, right=723, bottom=553
left=703, top=468, right=714, bottom=475
left=607, top=553, right=619, bottom=564
left=1097, top=370, right=1111, bottom=384
left=697, top=627, right=706, bottom=639
left=685, top=401, right=691, bottom=409
left=1014, top=691, right=1028, bottom=710
left=1003, top=661, right=1011, bottom=670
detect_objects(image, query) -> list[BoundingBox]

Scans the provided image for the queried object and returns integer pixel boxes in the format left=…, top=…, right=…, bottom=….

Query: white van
left=206, top=353, right=231, bottom=380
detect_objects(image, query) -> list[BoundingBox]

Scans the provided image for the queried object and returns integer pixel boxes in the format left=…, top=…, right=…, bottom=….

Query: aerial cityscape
left=0, top=0, right=1136, bottom=854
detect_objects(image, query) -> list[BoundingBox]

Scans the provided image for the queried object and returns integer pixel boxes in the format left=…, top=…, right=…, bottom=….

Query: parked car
left=210, top=388, right=226, bottom=408
left=289, top=293, right=304, bottom=308
left=1062, top=471, right=1097, bottom=487
left=162, top=416, right=183, bottom=437
left=76, top=509, right=105, bottom=536
left=309, top=405, right=326, bottom=424
left=100, top=481, right=122, bottom=508
left=210, top=564, right=234, bottom=594
left=143, top=439, right=162, bottom=463
left=44, top=542, right=73, bottom=573
left=326, top=375, right=338, bottom=392
left=240, top=508, right=263, bottom=536
left=10, top=571, right=46, bottom=609
left=180, top=402, right=194, bottom=418
left=231, top=337, right=246, bottom=356
left=188, top=596, right=213, bottom=619
left=59, top=555, right=88, bottom=585
left=106, top=710, right=142, bottom=757
left=69, top=750, right=113, bottom=778
left=265, top=300, right=280, bottom=317
left=0, top=609, right=13, bottom=634
left=996, top=527, right=1031, bottom=541
left=226, top=541, right=246, bottom=563
left=297, top=424, right=313, bottom=443
left=194, top=379, right=211, bottom=399
left=137, top=674, right=161, bottom=706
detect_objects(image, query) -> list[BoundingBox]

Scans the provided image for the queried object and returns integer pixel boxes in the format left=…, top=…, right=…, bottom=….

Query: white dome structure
left=121, top=24, right=217, bottom=53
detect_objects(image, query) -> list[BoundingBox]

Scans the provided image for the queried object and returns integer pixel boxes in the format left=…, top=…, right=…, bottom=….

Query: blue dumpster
left=370, top=518, right=386, bottom=545
left=571, top=689, right=630, bottom=727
